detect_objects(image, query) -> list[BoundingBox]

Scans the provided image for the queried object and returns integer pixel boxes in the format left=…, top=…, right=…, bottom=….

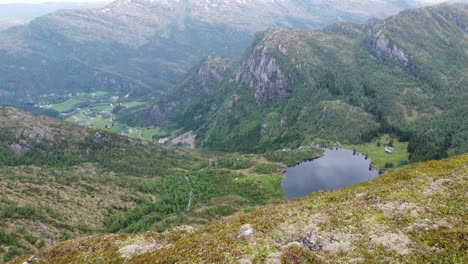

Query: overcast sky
left=0, top=0, right=110, bottom=3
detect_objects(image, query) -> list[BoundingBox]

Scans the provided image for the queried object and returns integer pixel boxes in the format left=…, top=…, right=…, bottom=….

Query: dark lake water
left=281, top=148, right=380, bottom=200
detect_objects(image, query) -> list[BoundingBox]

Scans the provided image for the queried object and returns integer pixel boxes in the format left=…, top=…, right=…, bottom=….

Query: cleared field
left=50, top=99, right=86, bottom=112
left=125, top=101, right=146, bottom=109
left=346, top=135, right=409, bottom=169
left=38, top=92, right=171, bottom=142
left=90, top=104, right=111, bottom=111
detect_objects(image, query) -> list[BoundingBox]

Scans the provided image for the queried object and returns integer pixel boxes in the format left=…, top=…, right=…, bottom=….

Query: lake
left=281, top=147, right=380, bottom=200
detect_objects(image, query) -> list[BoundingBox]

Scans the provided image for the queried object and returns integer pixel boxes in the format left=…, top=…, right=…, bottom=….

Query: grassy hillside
left=0, top=107, right=291, bottom=262
left=12, top=154, right=467, bottom=263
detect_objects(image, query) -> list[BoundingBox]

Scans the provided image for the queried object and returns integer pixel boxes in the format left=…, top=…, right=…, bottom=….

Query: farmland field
left=37, top=92, right=165, bottom=141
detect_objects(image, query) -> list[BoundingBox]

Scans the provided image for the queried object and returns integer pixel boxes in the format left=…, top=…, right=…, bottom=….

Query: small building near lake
left=384, top=146, right=394, bottom=154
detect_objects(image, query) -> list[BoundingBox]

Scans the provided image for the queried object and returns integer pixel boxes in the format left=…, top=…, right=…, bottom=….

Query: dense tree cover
left=105, top=169, right=281, bottom=233
left=0, top=129, right=195, bottom=177
left=264, top=148, right=324, bottom=167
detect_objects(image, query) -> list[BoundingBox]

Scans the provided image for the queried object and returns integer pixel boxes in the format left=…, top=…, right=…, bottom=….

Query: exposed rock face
left=145, top=56, right=236, bottom=126
left=236, top=30, right=294, bottom=102
left=11, top=142, right=30, bottom=155
left=367, top=24, right=409, bottom=67
left=182, top=56, right=235, bottom=97
left=168, top=130, right=196, bottom=149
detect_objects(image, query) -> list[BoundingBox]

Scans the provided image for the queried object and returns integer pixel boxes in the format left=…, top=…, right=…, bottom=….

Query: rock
left=236, top=29, right=293, bottom=102
left=298, top=235, right=323, bottom=251
left=265, top=252, right=282, bottom=264
left=119, top=237, right=167, bottom=260
left=239, top=259, right=252, bottom=264
left=369, top=232, right=411, bottom=255
left=11, top=143, right=30, bottom=155
left=238, top=224, right=254, bottom=237
left=22, top=255, right=37, bottom=264
left=367, top=28, right=409, bottom=67
left=355, top=193, right=367, bottom=200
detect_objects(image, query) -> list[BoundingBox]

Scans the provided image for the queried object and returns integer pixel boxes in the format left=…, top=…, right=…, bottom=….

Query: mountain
left=0, top=2, right=110, bottom=20
left=0, top=0, right=452, bottom=104
left=10, top=153, right=468, bottom=263
left=130, top=3, right=468, bottom=161
left=0, top=18, right=28, bottom=32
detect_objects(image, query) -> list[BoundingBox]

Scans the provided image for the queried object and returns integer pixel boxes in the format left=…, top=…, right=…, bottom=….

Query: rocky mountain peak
left=236, top=29, right=297, bottom=103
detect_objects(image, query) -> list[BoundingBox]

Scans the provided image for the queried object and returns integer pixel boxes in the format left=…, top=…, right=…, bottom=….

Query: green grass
left=239, top=174, right=284, bottom=201
left=125, top=101, right=146, bottom=109
left=346, top=135, right=409, bottom=169
left=140, top=128, right=165, bottom=141
left=90, top=104, right=110, bottom=111
left=88, top=116, right=113, bottom=130
left=50, top=99, right=86, bottom=113
left=39, top=93, right=169, bottom=142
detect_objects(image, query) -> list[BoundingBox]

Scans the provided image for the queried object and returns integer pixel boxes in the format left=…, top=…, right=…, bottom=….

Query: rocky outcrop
left=181, top=56, right=235, bottom=97
left=168, top=131, right=196, bottom=149
left=145, top=56, right=236, bottom=126
left=236, top=30, right=293, bottom=102
left=366, top=22, right=410, bottom=67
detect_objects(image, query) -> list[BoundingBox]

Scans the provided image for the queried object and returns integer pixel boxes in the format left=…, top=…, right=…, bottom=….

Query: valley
left=0, top=1, right=466, bottom=263
left=128, top=3, right=467, bottom=165
left=34, top=92, right=166, bottom=141
left=0, top=107, right=314, bottom=262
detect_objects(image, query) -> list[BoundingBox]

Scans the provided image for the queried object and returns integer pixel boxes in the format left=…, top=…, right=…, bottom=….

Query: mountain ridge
left=0, top=0, right=453, bottom=104
left=129, top=3, right=467, bottom=160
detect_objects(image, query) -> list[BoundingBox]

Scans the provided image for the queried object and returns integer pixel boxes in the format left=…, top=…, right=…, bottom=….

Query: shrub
left=281, top=244, right=324, bottom=264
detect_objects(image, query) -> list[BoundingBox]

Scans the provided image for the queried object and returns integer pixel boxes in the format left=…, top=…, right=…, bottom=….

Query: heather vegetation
left=0, top=108, right=286, bottom=262
left=14, top=154, right=467, bottom=264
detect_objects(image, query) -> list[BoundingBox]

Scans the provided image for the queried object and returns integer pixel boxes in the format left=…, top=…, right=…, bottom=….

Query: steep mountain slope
left=0, top=107, right=288, bottom=262
left=0, top=2, right=110, bottom=19
left=0, top=0, right=448, bottom=104
left=117, top=55, right=238, bottom=127
left=136, top=3, right=468, bottom=160
left=11, top=154, right=468, bottom=263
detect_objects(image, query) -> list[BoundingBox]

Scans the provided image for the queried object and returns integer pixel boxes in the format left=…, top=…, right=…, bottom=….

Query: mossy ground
left=15, top=154, right=467, bottom=264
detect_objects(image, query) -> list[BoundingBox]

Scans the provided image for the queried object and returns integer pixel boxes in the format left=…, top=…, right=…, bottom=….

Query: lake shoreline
left=282, top=147, right=380, bottom=200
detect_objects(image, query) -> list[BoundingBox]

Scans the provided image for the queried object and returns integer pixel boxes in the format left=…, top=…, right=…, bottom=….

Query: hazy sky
left=0, top=0, right=110, bottom=3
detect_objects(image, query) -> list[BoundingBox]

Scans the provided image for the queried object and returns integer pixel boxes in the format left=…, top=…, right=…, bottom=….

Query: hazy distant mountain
left=0, top=0, right=462, bottom=104
left=0, top=17, right=28, bottom=31
left=0, top=2, right=111, bottom=19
